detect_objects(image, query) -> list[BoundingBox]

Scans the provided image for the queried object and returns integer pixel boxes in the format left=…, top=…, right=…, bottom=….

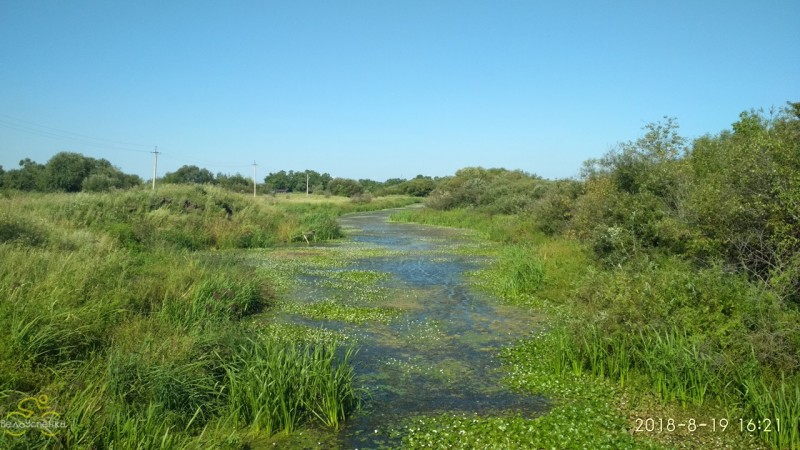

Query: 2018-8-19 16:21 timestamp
left=633, top=417, right=782, bottom=434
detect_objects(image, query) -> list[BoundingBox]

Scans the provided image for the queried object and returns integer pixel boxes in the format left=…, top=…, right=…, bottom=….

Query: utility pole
left=306, top=171, right=309, bottom=196
left=252, top=161, right=257, bottom=197
left=151, top=146, right=159, bottom=190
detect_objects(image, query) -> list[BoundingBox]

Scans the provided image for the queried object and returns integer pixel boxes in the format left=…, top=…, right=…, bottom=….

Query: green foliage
left=376, top=175, right=438, bottom=197
left=280, top=299, right=399, bottom=324
left=160, top=274, right=267, bottom=327
left=163, top=165, right=215, bottom=184
left=222, top=339, right=359, bottom=433
left=106, top=350, right=221, bottom=421
left=263, top=169, right=333, bottom=193
left=571, top=107, right=800, bottom=303
left=327, top=177, right=364, bottom=197
left=530, top=178, right=583, bottom=235
left=214, top=172, right=252, bottom=193
left=426, top=167, right=545, bottom=213
left=81, top=170, right=141, bottom=192
left=43, top=151, right=96, bottom=192
left=399, top=409, right=658, bottom=450
left=485, top=246, right=545, bottom=299
left=391, top=207, right=544, bottom=244
left=0, top=152, right=141, bottom=193
left=0, top=184, right=406, bottom=251
left=685, top=107, right=800, bottom=302
left=1, top=158, right=45, bottom=191
left=0, top=186, right=391, bottom=448
left=0, top=214, right=48, bottom=247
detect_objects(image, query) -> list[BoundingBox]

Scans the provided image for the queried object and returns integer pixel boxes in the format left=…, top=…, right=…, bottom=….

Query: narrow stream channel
left=275, top=208, right=548, bottom=448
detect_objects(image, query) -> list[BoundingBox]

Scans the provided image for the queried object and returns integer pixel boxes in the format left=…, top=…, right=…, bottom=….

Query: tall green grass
left=222, top=339, right=359, bottom=434
left=0, top=187, right=373, bottom=448
left=391, top=207, right=544, bottom=244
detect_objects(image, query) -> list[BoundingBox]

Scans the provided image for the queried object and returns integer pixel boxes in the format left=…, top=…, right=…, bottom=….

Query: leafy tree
left=567, top=106, right=800, bottom=301
left=43, top=152, right=95, bottom=192
left=685, top=106, right=800, bottom=301
left=426, top=167, right=543, bottom=213
left=571, top=119, right=695, bottom=262
left=358, top=179, right=383, bottom=193
left=2, top=158, right=45, bottom=191
left=327, top=178, right=364, bottom=197
left=400, top=176, right=436, bottom=197
left=264, top=170, right=332, bottom=193
left=163, top=165, right=215, bottom=184
left=264, top=170, right=291, bottom=191
left=81, top=167, right=140, bottom=192
left=2, top=153, right=141, bottom=192
left=216, top=173, right=252, bottom=193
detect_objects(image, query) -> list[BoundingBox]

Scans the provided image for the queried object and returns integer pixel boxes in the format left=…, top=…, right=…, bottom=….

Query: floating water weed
left=279, top=299, right=400, bottom=324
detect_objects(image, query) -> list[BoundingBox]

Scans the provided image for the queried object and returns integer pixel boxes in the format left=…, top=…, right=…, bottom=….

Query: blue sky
left=1, top=1, right=798, bottom=182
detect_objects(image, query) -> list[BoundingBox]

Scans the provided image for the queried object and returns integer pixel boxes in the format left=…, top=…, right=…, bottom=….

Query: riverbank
left=392, top=207, right=794, bottom=449
left=0, top=187, right=418, bottom=449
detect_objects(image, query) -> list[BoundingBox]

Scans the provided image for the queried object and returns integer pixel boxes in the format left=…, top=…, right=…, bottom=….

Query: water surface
left=276, top=209, right=548, bottom=448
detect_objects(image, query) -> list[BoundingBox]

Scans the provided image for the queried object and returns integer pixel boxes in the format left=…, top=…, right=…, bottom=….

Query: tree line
left=0, top=153, right=438, bottom=198
left=0, top=152, right=141, bottom=192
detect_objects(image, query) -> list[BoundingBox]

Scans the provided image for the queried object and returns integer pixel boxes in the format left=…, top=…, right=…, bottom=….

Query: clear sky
left=1, top=1, right=798, bottom=182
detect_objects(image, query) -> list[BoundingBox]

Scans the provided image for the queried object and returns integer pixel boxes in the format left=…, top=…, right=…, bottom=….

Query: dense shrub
left=426, top=167, right=545, bottom=214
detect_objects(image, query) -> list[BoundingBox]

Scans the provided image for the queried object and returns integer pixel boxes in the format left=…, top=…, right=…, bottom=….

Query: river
left=272, top=208, right=547, bottom=448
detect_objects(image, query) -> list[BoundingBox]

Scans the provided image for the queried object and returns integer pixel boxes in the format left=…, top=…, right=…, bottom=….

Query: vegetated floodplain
left=391, top=106, right=800, bottom=450
left=1, top=104, right=797, bottom=450
left=0, top=185, right=418, bottom=449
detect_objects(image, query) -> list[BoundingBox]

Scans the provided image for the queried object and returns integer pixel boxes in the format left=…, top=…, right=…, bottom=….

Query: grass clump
left=160, top=273, right=266, bottom=327
left=222, top=338, right=359, bottom=433
left=472, top=245, right=545, bottom=300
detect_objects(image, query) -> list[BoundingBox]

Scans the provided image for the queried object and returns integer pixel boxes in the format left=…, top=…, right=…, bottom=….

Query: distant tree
left=264, top=170, right=332, bottom=193
left=1, top=153, right=139, bottom=192
left=264, top=170, right=291, bottom=191
left=426, top=167, right=542, bottom=212
left=81, top=166, right=141, bottom=191
left=328, top=178, right=364, bottom=197
left=43, top=152, right=97, bottom=192
left=358, top=179, right=383, bottom=192
left=2, top=158, right=45, bottom=191
left=401, top=176, right=436, bottom=196
left=383, top=178, right=406, bottom=187
left=216, top=172, right=252, bottom=193
left=163, top=165, right=215, bottom=184
left=315, top=172, right=332, bottom=191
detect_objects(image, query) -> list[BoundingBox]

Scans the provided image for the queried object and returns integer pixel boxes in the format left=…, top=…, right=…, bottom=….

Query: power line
left=158, top=153, right=252, bottom=169
left=0, top=113, right=152, bottom=153
left=0, top=113, right=262, bottom=176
